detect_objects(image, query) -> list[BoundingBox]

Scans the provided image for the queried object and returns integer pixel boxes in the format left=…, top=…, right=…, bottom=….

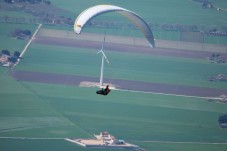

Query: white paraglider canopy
left=74, top=4, right=155, bottom=48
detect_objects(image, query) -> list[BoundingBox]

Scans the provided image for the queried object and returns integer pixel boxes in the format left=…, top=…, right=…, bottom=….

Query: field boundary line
left=0, top=136, right=64, bottom=140
left=134, top=140, right=227, bottom=145
left=115, top=88, right=222, bottom=100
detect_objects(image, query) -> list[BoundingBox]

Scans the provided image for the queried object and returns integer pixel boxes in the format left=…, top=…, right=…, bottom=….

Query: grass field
left=1, top=0, right=227, bottom=150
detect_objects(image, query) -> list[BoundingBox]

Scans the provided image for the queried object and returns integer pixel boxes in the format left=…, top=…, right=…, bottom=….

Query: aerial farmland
left=0, top=0, right=227, bottom=151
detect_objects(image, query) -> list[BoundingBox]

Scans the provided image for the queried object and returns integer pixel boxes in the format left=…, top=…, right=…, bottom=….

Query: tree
left=11, top=29, right=22, bottom=37
left=44, top=0, right=51, bottom=5
left=219, top=114, right=227, bottom=128
left=1, top=50, right=10, bottom=56
left=8, top=56, right=18, bottom=63
left=23, top=30, right=31, bottom=36
left=4, top=0, right=14, bottom=4
left=13, top=51, right=20, bottom=58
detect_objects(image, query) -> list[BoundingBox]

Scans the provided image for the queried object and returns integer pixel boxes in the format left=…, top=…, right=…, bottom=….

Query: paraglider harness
left=96, top=85, right=111, bottom=95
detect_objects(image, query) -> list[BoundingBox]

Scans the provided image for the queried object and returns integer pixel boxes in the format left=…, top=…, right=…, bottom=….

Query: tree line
left=4, top=0, right=51, bottom=5
left=219, top=114, right=227, bottom=128
left=10, top=28, right=32, bottom=39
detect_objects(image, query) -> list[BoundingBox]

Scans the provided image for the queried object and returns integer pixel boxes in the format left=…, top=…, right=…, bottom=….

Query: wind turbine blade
left=97, top=50, right=109, bottom=64
left=97, top=32, right=109, bottom=64
left=103, top=55, right=109, bottom=64
left=102, top=51, right=109, bottom=64
left=96, top=50, right=102, bottom=54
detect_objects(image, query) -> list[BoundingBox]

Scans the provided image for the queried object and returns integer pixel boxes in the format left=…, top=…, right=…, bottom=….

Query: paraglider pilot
left=96, top=85, right=111, bottom=95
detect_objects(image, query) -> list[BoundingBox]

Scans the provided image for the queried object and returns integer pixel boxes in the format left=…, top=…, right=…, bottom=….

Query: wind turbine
left=97, top=34, right=109, bottom=88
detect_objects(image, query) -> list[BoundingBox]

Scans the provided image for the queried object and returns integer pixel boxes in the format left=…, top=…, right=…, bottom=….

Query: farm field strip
left=34, top=35, right=227, bottom=58
left=36, top=28, right=227, bottom=53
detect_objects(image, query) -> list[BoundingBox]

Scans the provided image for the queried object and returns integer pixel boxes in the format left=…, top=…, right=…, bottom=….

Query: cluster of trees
left=10, top=29, right=31, bottom=39
left=88, top=20, right=227, bottom=35
left=219, top=114, right=227, bottom=128
left=208, top=53, right=226, bottom=64
left=1, top=50, right=21, bottom=63
left=0, top=15, right=74, bottom=26
left=193, top=0, right=209, bottom=3
left=1, top=0, right=73, bottom=26
left=193, top=0, right=218, bottom=9
left=193, top=0, right=211, bottom=5
left=160, top=24, right=198, bottom=32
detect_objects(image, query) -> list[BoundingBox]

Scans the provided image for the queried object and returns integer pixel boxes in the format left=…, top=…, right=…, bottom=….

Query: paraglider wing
left=74, top=5, right=155, bottom=48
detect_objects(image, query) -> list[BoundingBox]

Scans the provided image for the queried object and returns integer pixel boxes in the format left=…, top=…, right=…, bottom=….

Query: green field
left=1, top=0, right=227, bottom=151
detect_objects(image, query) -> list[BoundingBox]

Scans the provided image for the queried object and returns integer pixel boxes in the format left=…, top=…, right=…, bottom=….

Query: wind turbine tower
left=97, top=34, right=109, bottom=88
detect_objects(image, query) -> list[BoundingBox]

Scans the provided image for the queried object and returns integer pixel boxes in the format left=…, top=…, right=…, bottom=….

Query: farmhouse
left=66, top=131, right=139, bottom=149
left=94, top=131, right=116, bottom=144
left=0, top=55, right=8, bottom=63
left=0, top=55, right=10, bottom=67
